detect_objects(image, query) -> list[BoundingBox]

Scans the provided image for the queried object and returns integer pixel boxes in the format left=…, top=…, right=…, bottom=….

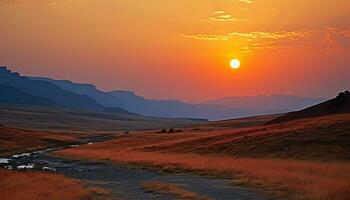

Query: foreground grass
left=0, top=169, right=114, bottom=200
left=0, top=127, right=83, bottom=157
left=138, top=113, right=350, bottom=161
left=57, top=114, right=350, bottom=200
left=57, top=148, right=350, bottom=200
left=142, top=181, right=211, bottom=200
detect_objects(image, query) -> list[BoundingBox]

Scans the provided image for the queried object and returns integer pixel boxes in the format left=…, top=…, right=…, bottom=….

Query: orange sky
left=0, top=0, right=349, bottom=102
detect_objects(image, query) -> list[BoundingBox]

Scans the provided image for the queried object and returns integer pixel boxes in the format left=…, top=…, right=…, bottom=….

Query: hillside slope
left=105, top=113, right=350, bottom=161
left=0, top=84, right=58, bottom=106
left=205, top=95, right=324, bottom=113
left=0, top=127, right=79, bottom=156
left=268, top=91, right=350, bottom=124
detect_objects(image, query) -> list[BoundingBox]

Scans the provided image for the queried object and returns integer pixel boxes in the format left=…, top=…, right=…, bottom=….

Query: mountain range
left=1, top=66, right=325, bottom=120
left=205, top=95, right=324, bottom=113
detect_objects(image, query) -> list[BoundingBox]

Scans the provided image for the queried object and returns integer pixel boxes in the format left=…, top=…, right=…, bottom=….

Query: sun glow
left=230, top=59, right=241, bottom=69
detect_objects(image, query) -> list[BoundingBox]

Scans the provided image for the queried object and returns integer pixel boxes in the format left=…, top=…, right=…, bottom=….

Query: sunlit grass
left=58, top=149, right=350, bottom=200
left=0, top=127, right=80, bottom=157
left=57, top=113, right=350, bottom=199
left=0, top=169, right=115, bottom=200
left=142, top=181, right=211, bottom=200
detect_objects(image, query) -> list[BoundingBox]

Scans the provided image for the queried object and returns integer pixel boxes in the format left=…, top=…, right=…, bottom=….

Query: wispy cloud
left=238, top=0, right=253, bottom=4
left=0, top=0, right=59, bottom=4
left=213, top=10, right=225, bottom=14
left=179, top=31, right=304, bottom=41
left=228, top=31, right=305, bottom=39
left=203, top=10, right=248, bottom=22
left=179, top=28, right=350, bottom=53
left=178, top=34, right=230, bottom=41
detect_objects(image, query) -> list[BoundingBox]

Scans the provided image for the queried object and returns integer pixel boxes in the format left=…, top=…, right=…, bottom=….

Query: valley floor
left=1, top=142, right=268, bottom=200
left=57, top=113, right=350, bottom=200
left=1, top=113, right=350, bottom=200
left=0, top=169, right=114, bottom=200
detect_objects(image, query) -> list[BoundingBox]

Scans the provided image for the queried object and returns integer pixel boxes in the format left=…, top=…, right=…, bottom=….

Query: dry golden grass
left=0, top=169, right=115, bottom=200
left=91, top=113, right=350, bottom=161
left=190, top=114, right=282, bottom=131
left=0, top=127, right=83, bottom=157
left=149, top=113, right=350, bottom=161
left=57, top=113, right=350, bottom=200
left=142, top=181, right=211, bottom=200
left=58, top=149, right=350, bottom=200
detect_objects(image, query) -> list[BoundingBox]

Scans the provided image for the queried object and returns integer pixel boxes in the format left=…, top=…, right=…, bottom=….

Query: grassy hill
left=0, top=104, right=207, bottom=132
left=58, top=112, right=350, bottom=200
left=0, top=127, right=81, bottom=156
left=134, top=113, right=350, bottom=161
left=268, top=91, right=350, bottom=124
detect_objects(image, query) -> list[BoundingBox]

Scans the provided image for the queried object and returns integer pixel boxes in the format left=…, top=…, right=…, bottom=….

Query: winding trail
left=1, top=136, right=270, bottom=200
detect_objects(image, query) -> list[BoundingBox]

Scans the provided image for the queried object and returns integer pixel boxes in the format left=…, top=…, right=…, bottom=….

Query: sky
left=0, top=0, right=349, bottom=102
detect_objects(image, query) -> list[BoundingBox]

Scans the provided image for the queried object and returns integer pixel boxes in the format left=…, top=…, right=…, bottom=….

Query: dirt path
left=0, top=138, right=270, bottom=200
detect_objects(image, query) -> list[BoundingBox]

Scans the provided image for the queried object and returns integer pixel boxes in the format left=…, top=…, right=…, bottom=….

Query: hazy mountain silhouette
left=109, top=90, right=254, bottom=120
left=28, top=72, right=327, bottom=120
left=28, top=76, right=255, bottom=120
left=268, top=91, right=350, bottom=124
left=205, top=95, right=324, bottom=113
left=0, top=84, right=58, bottom=106
left=31, top=77, right=125, bottom=108
left=0, top=66, right=104, bottom=110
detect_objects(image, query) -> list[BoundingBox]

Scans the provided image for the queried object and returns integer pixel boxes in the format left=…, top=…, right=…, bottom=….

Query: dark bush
left=168, top=128, right=175, bottom=133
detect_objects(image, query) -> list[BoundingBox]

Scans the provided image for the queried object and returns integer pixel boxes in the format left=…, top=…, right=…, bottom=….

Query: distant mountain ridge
left=31, top=77, right=125, bottom=108
left=109, top=90, right=255, bottom=120
left=0, top=66, right=328, bottom=120
left=268, top=91, right=350, bottom=124
left=30, top=76, right=255, bottom=120
left=0, top=84, right=58, bottom=106
left=0, top=66, right=105, bottom=110
left=30, top=74, right=323, bottom=120
left=205, top=95, right=324, bottom=113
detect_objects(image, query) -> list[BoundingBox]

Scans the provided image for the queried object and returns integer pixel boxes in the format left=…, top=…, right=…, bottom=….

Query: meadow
left=0, top=104, right=204, bottom=132
left=0, top=126, right=81, bottom=157
left=58, top=113, right=350, bottom=200
left=142, top=181, right=211, bottom=200
left=0, top=169, right=114, bottom=200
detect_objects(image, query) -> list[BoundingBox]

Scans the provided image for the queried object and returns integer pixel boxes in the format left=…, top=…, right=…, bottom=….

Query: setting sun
left=230, top=59, right=241, bottom=69
left=0, top=1, right=350, bottom=200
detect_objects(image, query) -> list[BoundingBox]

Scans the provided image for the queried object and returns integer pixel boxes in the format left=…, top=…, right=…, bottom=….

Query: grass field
left=57, top=113, right=350, bottom=199
left=0, top=127, right=84, bottom=157
left=0, top=104, right=206, bottom=132
left=190, top=114, right=282, bottom=131
left=140, top=113, right=350, bottom=161
left=142, top=181, right=211, bottom=200
left=0, top=103, right=206, bottom=156
left=0, top=169, right=114, bottom=200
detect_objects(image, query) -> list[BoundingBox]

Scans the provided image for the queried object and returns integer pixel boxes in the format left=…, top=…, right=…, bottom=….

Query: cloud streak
left=180, top=31, right=305, bottom=41
left=238, top=0, right=253, bottom=4
left=203, top=10, right=248, bottom=22
left=179, top=34, right=230, bottom=41
left=0, top=0, right=59, bottom=4
left=180, top=28, right=350, bottom=53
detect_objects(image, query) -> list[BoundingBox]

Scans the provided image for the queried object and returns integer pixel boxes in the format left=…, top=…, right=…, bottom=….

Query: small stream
left=0, top=136, right=270, bottom=200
